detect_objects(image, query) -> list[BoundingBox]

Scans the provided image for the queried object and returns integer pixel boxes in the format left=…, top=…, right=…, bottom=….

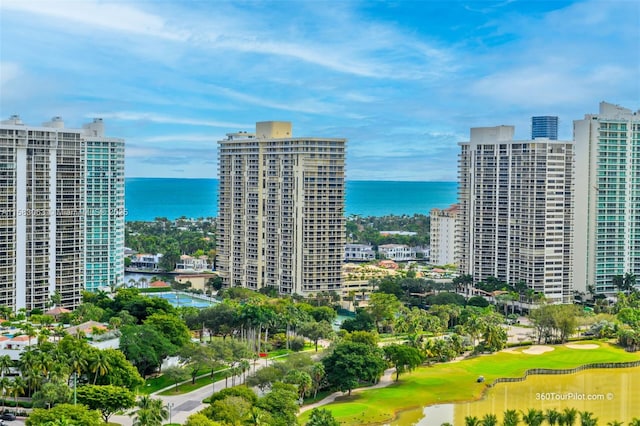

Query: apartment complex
left=458, top=126, right=574, bottom=303
left=217, top=121, right=346, bottom=295
left=532, top=116, right=559, bottom=140
left=0, top=116, right=124, bottom=310
left=574, top=102, right=640, bottom=294
left=84, top=119, right=125, bottom=291
left=429, top=204, right=459, bottom=266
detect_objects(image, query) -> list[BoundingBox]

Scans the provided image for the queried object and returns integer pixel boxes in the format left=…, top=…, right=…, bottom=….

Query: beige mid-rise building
left=430, top=204, right=459, bottom=266
left=217, top=121, right=346, bottom=295
left=458, top=125, right=574, bottom=303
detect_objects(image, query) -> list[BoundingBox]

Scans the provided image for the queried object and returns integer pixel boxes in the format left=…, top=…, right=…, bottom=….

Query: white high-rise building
left=458, top=126, right=574, bottom=303
left=0, top=116, right=125, bottom=310
left=217, top=121, right=346, bottom=295
left=574, top=102, right=640, bottom=294
left=430, top=204, right=458, bottom=266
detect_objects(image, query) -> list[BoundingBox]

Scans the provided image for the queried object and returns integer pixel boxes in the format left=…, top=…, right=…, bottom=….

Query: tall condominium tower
left=532, top=116, right=559, bottom=140
left=574, top=102, right=640, bottom=294
left=83, top=119, right=125, bottom=292
left=429, top=204, right=459, bottom=266
left=458, top=126, right=574, bottom=303
left=217, top=121, right=346, bottom=295
left=0, top=115, right=125, bottom=310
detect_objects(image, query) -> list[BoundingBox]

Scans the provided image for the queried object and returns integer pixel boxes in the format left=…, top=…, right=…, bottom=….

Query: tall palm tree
left=502, top=409, right=520, bottom=426
left=0, top=377, right=10, bottom=412
left=8, top=376, right=26, bottom=408
left=0, top=355, right=12, bottom=380
left=89, top=350, right=111, bottom=384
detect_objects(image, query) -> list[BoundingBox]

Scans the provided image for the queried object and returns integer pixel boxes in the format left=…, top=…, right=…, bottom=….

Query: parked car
left=0, top=412, right=16, bottom=420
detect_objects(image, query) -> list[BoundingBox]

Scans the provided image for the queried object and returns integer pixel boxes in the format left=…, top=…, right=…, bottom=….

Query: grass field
left=298, top=342, right=640, bottom=425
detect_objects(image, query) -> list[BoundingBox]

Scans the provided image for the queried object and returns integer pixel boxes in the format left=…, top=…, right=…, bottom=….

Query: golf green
left=299, top=342, right=640, bottom=425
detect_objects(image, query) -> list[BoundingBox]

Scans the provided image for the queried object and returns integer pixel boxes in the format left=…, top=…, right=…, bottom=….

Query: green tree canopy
left=75, top=384, right=136, bottom=423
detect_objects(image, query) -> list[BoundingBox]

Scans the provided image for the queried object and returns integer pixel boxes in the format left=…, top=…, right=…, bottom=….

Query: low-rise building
left=129, top=253, right=163, bottom=270
left=175, top=255, right=210, bottom=272
left=379, top=244, right=415, bottom=261
left=175, top=274, right=218, bottom=291
left=344, top=244, right=375, bottom=262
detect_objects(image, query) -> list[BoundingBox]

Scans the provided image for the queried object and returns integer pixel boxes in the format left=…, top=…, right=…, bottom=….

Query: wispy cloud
left=1, top=0, right=638, bottom=180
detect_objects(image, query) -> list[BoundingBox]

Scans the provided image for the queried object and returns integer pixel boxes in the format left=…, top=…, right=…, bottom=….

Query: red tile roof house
left=149, top=280, right=171, bottom=288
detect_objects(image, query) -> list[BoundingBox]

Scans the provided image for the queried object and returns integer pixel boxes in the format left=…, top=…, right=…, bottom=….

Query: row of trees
left=453, top=407, right=640, bottom=426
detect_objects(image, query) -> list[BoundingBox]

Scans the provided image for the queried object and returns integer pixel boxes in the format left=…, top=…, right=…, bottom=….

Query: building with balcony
left=457, top=125, right=574, bottom=303
left=217, top=121, right=346, bottom=295
left=574, top=102, right=640, bottom=294
left=0, top=115, right=124, bottom=310
left=430, top=204, right=459, bottom=266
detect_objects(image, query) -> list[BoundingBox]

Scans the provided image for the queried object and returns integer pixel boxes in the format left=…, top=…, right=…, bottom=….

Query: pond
left=392, top=367, right=640, bottom=425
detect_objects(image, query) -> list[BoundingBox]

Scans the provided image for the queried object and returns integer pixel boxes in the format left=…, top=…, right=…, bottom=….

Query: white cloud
left=1, top=0, right=186, bottom=40
left=88, top=112, right=249, bottom=129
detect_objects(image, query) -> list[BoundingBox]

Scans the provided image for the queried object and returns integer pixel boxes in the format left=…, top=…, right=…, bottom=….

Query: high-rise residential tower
left=0, top=115, right=125, bottom=310
left=429, top=204, right=459, bottom=266
left=83, top=119, right=125, bottom=292
left=532, top=116, right=559, bottom=140
left=217, top=121, right=346, bottom=295
left=458, top=125, right=574, bottom=303
left=573, top=102, right=640, bottom=294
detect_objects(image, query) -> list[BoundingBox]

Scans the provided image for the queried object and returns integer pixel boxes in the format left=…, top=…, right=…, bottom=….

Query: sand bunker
left=565, top=343, right=599, bottom=350
left=522, top=345, right=555, bottom=355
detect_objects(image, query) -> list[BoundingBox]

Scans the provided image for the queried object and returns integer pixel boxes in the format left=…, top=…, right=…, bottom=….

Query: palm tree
left=132, top=395, right=168, bottom=426
left=89, top=350, right=111, bottom=384
left=546, top=408, right=562, bottom=425
left=0, top=377, right=10, bottom=412
left=629, top=419, right=640, bottom=426
left=503, top=409, right=520, bottom=426
left=579, top=411, right=598, bottom=426
left=521, top=409, right=544, bottom=426
left=8, top=376, right=26, bottom=408
left=606, top=421, right=624, bottom=426
left=465, top=417, right=480, bottom=426
left=562, top=408, right=578, bottom=426
left=481, top=414, right=498, bottom=426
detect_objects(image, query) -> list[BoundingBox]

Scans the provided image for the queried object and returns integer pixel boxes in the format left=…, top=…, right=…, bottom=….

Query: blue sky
left=1, top=1, right=638, bottom=181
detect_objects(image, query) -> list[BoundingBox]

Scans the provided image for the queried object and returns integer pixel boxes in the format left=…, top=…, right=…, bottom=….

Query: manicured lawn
left=298, top=342, right=640, bottom=425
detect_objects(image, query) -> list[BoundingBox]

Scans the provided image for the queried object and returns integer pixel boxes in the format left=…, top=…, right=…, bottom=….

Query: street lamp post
left=167, top=402, right=174, bottom=424
left=73, top=372, right=77, bottom=405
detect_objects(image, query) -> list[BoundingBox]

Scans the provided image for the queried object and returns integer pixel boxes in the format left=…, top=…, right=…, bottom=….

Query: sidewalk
left=110, top=358, right=271, bottom=426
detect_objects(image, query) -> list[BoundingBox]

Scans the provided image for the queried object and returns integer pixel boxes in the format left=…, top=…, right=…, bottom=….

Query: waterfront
left=125, top=178, right=458, bottom=221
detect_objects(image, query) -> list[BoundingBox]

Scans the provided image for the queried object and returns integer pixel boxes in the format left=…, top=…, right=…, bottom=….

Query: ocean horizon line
left=125, top=177, right=457, bottom=183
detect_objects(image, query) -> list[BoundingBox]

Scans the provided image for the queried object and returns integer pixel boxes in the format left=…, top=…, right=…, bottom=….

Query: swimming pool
left=145, top=292, right=218, bottom=308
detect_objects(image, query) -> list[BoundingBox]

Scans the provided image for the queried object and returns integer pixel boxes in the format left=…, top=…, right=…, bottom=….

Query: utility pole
left=73, top=372, right=77, bottom=405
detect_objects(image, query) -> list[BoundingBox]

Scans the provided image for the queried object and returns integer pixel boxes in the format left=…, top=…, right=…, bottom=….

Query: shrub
left=290, top=337, right=305, bottom=352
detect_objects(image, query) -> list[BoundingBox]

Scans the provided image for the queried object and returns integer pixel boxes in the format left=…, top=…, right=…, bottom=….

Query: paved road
left=111, top=358, right=271, bottom=426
